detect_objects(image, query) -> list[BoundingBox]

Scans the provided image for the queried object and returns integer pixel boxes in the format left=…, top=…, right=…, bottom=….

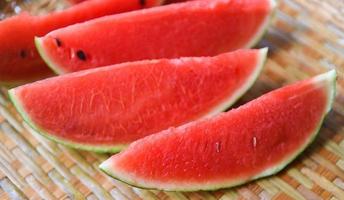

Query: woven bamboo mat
left=0, top=0, right=344, bottom=199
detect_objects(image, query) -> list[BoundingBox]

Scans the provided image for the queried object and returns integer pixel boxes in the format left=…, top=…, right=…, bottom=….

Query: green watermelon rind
left=247, top=70, right=337, bottom=182
left=245, top=0, right=277, bottom=48
left=99, top=70, right=336, bottom=191
left=35, top=37, right=66, bottom=75
left=204, top=48, right=268, bottom=118
left=8, top=48, right=268, bottom=153
left=8, top=89, right=127, bottom=153
left=35, top=0, right=276, bottom=75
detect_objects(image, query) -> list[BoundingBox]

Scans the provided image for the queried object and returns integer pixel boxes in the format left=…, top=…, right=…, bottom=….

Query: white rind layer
left=204, top=48, right=268, bottom=118
left=8, top=89, right=127, bottom=153
left=245, top=0, right=277, bottom=48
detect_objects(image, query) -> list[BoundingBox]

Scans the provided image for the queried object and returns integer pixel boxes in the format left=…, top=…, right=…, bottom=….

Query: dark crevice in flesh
left=55, top=38, right=62, bottom=47
left=20, top=49, right=27, bottom=58
left=76, top=50, right=87, bottom=61
left=139, top=0, right=146, bottom=7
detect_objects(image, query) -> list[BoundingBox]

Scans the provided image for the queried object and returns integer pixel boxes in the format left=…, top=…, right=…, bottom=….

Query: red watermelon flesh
left=9, top=49, right=267, bottom=153
left=36, top=0, right=275, bottom=74
left=0, top=0, right=162, bottom=85
left=99, top=70, right=336, bottom=191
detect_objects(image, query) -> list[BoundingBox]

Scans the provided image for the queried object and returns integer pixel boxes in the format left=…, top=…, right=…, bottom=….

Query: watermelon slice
left=35, top=0, right=276, bottom=74
left=0, top=0, right=162, bottom=85
left=99, top=70, right=336, bottom=191
left=9, top=49, right=267, bottom=153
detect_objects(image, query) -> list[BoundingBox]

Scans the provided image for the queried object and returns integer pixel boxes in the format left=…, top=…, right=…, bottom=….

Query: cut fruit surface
left=0, top=0, right=162, bottom=85
left=9, top=49, right=266, bottom=152
left=36, top=0, right=275, bottom=74
left=100, top=70, right=336, bottom=191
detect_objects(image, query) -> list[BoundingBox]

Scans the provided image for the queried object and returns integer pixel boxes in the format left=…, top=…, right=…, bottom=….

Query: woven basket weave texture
left=0, top=0, right=344, bottom=199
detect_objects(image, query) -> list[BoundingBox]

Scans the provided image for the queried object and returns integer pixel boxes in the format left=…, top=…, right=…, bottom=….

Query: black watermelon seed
left=20, top=50, right=26, bottom=58
left=139, top=0, right=146, bottom=6
left=55, top=38, right=62, bottom=47
left=76, top=50, right=87, bottom=61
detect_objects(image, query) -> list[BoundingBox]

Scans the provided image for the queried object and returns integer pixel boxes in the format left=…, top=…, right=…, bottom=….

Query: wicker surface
left=0, top=0, right=344, bottom=199
left=0, top=0, right=68, bottom=19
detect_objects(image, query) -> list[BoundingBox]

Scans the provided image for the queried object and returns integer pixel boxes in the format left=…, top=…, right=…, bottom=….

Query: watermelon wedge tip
left=35, top=36, right=65, bottom=75
left=99, top=70, right=336, bottom=191
left=8, top=92, right=127, bottom=152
